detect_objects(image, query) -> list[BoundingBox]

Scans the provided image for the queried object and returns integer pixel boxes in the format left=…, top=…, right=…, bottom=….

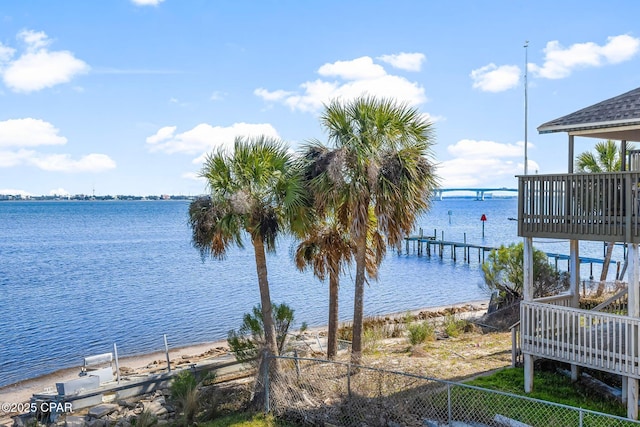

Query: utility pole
left=524, top=40, right=529, bottom=175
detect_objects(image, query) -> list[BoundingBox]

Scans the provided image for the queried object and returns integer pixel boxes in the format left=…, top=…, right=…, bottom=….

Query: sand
left=0, top=340, right=228, bottom=407
left=0, top=300, right=489, bottom=407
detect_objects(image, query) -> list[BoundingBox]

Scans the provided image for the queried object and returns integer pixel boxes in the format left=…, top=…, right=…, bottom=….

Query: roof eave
left=538, top=118, right=640, bottom=134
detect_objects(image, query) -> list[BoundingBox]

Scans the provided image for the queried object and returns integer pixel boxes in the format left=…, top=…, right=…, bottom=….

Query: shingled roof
left=537, top=87, right=640, bottom=142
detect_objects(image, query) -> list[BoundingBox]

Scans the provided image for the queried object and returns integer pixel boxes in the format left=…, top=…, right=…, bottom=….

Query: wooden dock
left=403, top=232, right=609, bottom=268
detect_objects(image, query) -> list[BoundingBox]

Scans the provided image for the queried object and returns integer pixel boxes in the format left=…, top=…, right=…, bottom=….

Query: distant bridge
left=435, top=187, right=518, bottom=201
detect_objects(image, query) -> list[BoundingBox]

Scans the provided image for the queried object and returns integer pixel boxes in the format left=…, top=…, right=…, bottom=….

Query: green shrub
left=171, top=370, right=199, bottom=426
left=443, top=315, right=467, bottom=338
left=482, top=242, right=569, bottom=308
left=171, top=370, right=197, bottom=399
left=227, top=302, right=296, bottom=364
left=363, top=325, right=385, bottom=354
left=406, top=321, right=435, bottom=345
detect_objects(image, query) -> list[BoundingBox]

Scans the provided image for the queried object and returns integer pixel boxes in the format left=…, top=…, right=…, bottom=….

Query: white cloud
left=131, top=0, right=165, bottom=5
left=421, top=112, right=445, bottom=123
left=447, top=139, right=525, bottom=158
left=0, top=149, right=35, bottom=167
left=146, top=122, right=280, bottom=163
left=0, top=188, right=32, bottom=196
left=377, top=52, right=426, bottom=72
left=0, top=118, right=67, bottom=147
left=0, top=117, right=115, bottom=172
left=0, top=149, right=116, bottom=172
left=0, top=42, right=15, bottom=63
left=181, top=171, right=205, bottom=182
left=1, top=30, right=89, bottom=93
left=19, top=30, right=50, bottom=50
left=27, top=153, right=116, bottom=172
left=529, top=34, right=640, bottom=79
left=470, top=64, right=521, bottom=92
left=254, top=88, right=294, bottom=102
left=318, top=56, right=387, bottom=80
left=210, top=91, right=224, bottom=101
left=169, top=97, right=189, bottom=107
left=146, top=126, right=177, bottom=144
left=439, top=139, right=538, bottom=187
left=49, top=187, right=70, bottom=196
left=255, top=54, right=427, bottom=112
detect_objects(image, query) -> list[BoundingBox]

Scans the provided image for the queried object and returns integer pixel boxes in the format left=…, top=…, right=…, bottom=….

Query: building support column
left=628, top=243, right=639, bottom=420
left=568, top=135, right=574, bottom=174
left=569, top=240, right=580, bottom=381
left=523, top=236, right=534, bottom=393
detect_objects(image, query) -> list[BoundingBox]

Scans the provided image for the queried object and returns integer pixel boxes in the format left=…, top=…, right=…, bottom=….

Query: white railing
left=534, top=293, right=574, bottom=307
left=521, top=301, right=640, bottom=378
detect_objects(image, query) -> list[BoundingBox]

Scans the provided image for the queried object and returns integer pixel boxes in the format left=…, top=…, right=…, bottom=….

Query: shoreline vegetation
left=0, top=299, right=489, bottom=405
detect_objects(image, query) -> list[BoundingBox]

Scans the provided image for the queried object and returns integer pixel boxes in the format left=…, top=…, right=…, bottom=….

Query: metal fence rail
left=266, top=355, right=640, bottom=427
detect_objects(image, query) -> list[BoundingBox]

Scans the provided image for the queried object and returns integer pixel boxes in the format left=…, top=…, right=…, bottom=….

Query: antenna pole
left=524, top=41, right=529, bottom=176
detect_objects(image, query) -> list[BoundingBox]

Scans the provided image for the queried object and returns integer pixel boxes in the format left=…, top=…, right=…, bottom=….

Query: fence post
left=294, top=350, right=301, bottom=381
left=163, top=334, right=171, bottom=373
left=347, top=362, right=352, bottom=399
left=264, top=352, right=270, bottom=413
left=113, top=343, right=121, bottom=384
left=447, top=384, right=452, bottom=425
left=579, top=409, right=584, bottom=427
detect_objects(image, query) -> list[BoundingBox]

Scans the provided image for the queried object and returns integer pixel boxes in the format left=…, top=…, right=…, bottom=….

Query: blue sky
left=2, top=0, right=640, bottom=197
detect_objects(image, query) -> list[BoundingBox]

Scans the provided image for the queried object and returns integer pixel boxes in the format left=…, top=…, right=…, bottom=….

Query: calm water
left=0, top=198, right=621, bottom=387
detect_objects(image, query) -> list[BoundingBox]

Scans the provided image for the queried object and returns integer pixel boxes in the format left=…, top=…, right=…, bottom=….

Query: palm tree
left=304, top=96, right=439, bottom=364
left=188, top=135, right=309, bottom=368
left=294, top=218, right=354, bottom=359
left=576, top=139, right=634, bottom=296
left=294, top=212, right=383, bottom=359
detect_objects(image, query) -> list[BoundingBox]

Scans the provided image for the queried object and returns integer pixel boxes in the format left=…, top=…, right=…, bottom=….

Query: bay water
left=0, top=198, right=620, bottom=387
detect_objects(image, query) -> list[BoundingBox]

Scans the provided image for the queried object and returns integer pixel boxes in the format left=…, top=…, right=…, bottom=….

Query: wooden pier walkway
left=403, top=233, right=609, bottom=267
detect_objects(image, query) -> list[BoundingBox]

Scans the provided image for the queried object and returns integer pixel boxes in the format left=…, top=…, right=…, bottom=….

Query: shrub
left=406, top=321, right=435, bottom=345
left=227, top=302, right=296, bottom=364
left=482, top=242, right=569, bottom=308
left=363, top=325, right=384, bottom=354
left=443, top=315, right=468, bottom=338
left=170, top=370, right=199, bottom=426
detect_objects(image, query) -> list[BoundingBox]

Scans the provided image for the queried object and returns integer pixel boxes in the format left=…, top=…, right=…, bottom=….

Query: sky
left=2, top=0, right=640, bottom=197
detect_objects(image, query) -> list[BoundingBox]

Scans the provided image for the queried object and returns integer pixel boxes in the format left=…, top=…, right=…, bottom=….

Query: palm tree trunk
left=252, top=235, right=279, bottom=357
left=250, top=235, right=279, bottom=409
left=351, top=233, right=368, bottom=365
left=327, top=268, right=339, bottom=360
left=596, top=241, right=615, bottom=297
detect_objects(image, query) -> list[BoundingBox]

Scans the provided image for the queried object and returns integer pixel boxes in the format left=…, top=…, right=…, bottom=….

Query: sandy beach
left=0, top=340, right=229, bottom=407
left=0, top=300, right=488, bottom=407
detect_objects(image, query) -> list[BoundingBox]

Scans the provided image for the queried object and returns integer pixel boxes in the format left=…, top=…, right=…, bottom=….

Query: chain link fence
left=266, top=355, right=640, bottom=427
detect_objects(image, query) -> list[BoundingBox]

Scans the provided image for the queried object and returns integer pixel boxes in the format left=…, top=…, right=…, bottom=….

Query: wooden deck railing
left=521, top=300, right=640, bottom=378
left=534, top=293, right=573, bottom=307
left=518, top=172, right=640, bottom=242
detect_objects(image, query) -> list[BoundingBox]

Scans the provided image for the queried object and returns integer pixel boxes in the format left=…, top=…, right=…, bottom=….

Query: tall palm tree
left=294, top=218, right=354, bottom=359
left=294, top=213, right=383, bottom=359
left=576, top=139, right=634, bottom=296
left=188, top=135, right=309, bottom=365
left=304, top=96, right=438, bottom=364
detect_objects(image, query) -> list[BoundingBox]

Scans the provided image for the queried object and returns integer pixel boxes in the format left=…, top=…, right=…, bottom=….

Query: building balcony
left=518, top=172, right=640, bottom=243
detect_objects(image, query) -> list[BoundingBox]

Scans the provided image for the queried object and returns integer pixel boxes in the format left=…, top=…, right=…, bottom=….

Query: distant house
left=518, top=87, right=640, bottom=419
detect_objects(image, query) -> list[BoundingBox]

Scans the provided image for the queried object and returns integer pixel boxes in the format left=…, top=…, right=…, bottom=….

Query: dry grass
left=355, top=330, right=513, bottom=381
